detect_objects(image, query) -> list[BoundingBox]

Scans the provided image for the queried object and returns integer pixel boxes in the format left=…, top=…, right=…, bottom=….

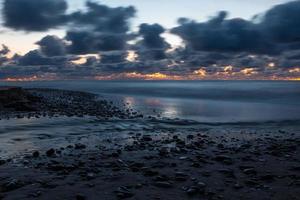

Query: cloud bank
left=1, top=0, right=300, bottom=80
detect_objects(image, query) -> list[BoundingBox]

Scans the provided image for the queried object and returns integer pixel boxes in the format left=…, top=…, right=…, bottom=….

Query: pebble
left=115, top=187, right=134, bottom=199
left=46, top=149, right=55, bottom=157
left=76, top=194, right=86, bottom=200
left=153, top=181, right=173, bottom=188
left=32, top=151, right=40, bottom=158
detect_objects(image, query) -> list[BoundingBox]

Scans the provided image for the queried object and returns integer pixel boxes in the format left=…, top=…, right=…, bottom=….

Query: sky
left=0, top=0, right=300, bottom=80
left=0, top=0, right=292, bottom=54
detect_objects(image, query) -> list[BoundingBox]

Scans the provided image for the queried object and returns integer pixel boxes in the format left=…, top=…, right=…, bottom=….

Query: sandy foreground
left=0, top=88, right=299, bottom=200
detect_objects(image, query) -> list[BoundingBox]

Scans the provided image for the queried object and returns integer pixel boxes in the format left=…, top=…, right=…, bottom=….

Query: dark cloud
left=1, top=1, right=300, bottom=80
left=138, top=23, right=167, bottom=49
left=172, top=1, right=300, bottom=56
left=0, top=44, right=10, bottom=65
left=36, top=35, right=66, bottom=57
left=18, top=50, right=67, bottom=66
left=171, top=12, right=275, bottom=54
left=3, top=0, right=68, bottom=31
left=69, top=1, right=136, bottom=33
left=0, top=44, right=10, bottom=55
left=135, top=23, right=170, bottom=60
left=261, top=0, right=300, bottom=43
left=100, top=52, right=128, bottom=64
left=65, top=2, right=136, bottom=55
left=66, top=31, right=128, bottom=54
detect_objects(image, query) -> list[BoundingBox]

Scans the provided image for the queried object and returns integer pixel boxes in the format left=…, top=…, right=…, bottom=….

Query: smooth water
left=1, top=80, right=300, bottom=123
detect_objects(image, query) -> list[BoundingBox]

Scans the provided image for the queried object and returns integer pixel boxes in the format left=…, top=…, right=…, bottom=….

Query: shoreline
left=0, top=87, right=142, bottom=120
left=0, top=118, right=299, bottom=200
left=0, top=88, right=299, bottom=200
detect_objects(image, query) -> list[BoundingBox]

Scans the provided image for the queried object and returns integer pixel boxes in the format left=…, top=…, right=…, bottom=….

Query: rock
left=1, top=179, right=25, bottom=192
left=243, top=168, right=257, bottom=175
left=129, top=162, right=145, bottom=172
left=175, top=172, right=189, bottom=182
left=32, top=151, right=40, bottom=158
left=141, top=135, right=152, bottom=142
left=111, top=152, right=120, bottom=157
left=154, top=175, right=170, bottom=182
left=197, top=182, right=207, bottom=188
left=289, top=166, right=300, bottom=171
left=27, top=191, right=42, bottom=198
left=0, top=159, right=6, bottom=166
left=176, top=140, right=186, bottom=147
left=158, top=147, right=169, bottom=156
left=86, top=173, right=95, bottom=180
left=75, top=143, right=86, bottom=149
left=244, top=179, right=260, bottom=187
left=260, top=174, right=275, bottom=181
left=218, top=168, right=235, bottom=178
left=143, top=169, right=159, bottom=177
left=135, top=183, right=143, bottom=189
left=76, top=194, right=86, bottom=200
left=234, top=183, right=243, bottom=189
left=214, top=155, right=233, bottom=165
left=191, top=162, right=201, bottom=168
left=186, top=186, right=199, bottom=195
left=46, top=149, right=55, bottom=157
left=187, top=135, right=194, bottom=140
left=115, top=187, right=134, bottom=199
left=153, top=181, right=173, bottom=188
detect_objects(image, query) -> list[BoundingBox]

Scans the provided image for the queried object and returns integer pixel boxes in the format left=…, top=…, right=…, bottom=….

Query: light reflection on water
left=1, top=80, right=300, bottom=123
left=115, top=94, right=300, bottom=123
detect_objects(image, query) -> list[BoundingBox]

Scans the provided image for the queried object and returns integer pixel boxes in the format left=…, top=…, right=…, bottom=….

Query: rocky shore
left=0, top=122, right=299, bottom=200
left=0, top=87, right=140, bottom=120
left=0, top=87, right=299, bottom=200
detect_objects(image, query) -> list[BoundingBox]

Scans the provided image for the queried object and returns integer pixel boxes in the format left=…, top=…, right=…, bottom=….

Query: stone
left=0, top=160, right=6, bottom=166
left=141, top=135, right=152, bottom=142
left=76, top=194, right=86, bottom=200
left=115, top=187, right=134, bottom=199
left=153, top=181, right=173, bottom=188
left=143, top=169, right=159, bottom=177
left=214, top=155, right=233, bottom=165
left=243, top=168, right=257, bottom=175
left=46, top=149, right=55, bottom=157
left=32, top=151, right=40, bottom=158
left=175, top=172, right=189, bottom=182
left=197, top=182, right=207, bottom=188
left=187, top=135, right=194, bottom=140
left=186, top=186, right=199, bottom=195
left=75, top=143, right=86, bottom=149
left=1, top=179, right=25, bottom=192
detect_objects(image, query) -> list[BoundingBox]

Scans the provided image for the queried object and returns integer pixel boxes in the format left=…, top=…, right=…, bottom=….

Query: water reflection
left=162, top=103, right=180, bottom=118
left=115, top=94, right=300, bottom=123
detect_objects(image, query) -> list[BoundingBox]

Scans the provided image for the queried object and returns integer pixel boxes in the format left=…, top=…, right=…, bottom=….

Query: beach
left=0, top=83, right=299, bottom=200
